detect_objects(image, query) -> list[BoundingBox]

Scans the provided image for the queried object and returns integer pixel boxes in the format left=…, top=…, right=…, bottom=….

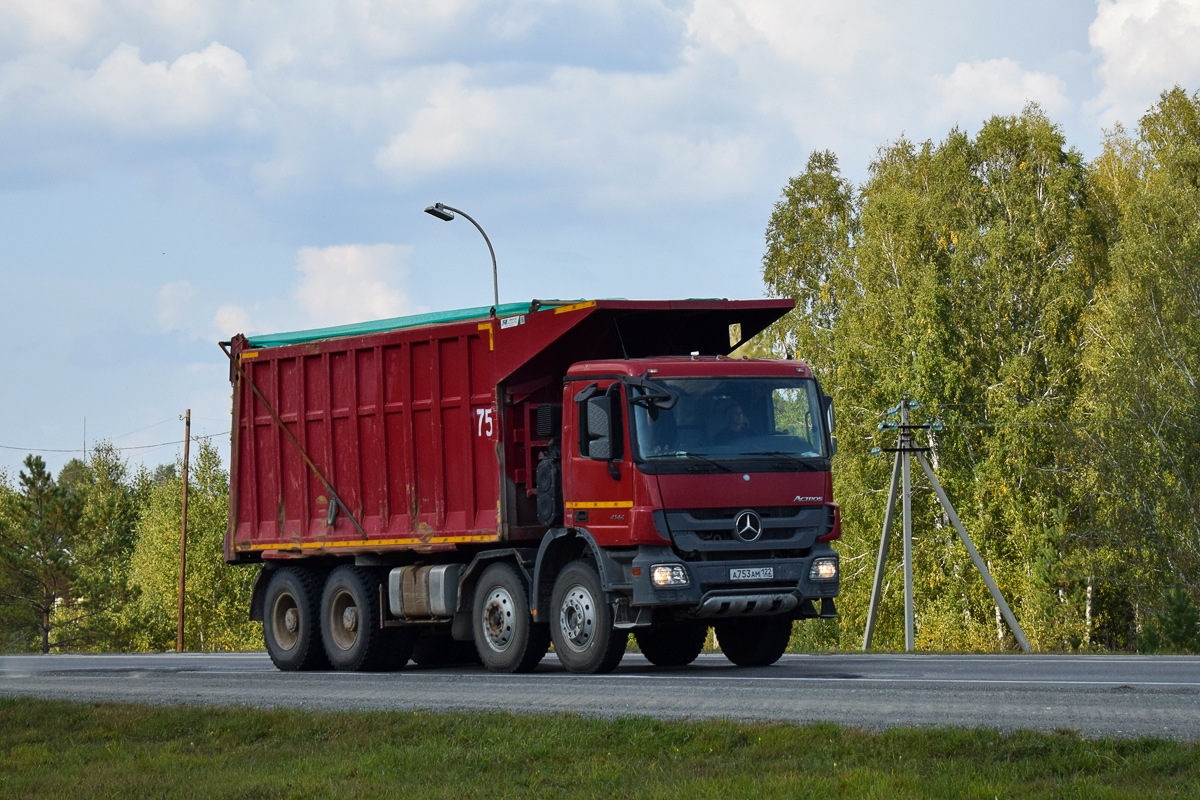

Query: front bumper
left=629, top=544, right=839, bottom=619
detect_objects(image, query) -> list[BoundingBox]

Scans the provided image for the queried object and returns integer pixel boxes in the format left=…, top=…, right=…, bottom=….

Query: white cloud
left=0, top=0, right=1122, bottom=211
left=1089, top=0, right=1200, bottom=128
left=0, top=40, right=264, bottom=137
left=292, top=244, right=416, bottom=327
left=374, top=64, right=765, bottom=207
left=0, top=0, right=976, bottom=211
left=930, top=58, right=1069, bottom=128
left=157, top=280, right=242, bottom=341
left=156, top=280, right=199, bottom=332
left=156, top=245, right=416, bottom=341
left=213, top=304, right=252, bottom=338
left=0, top=0, right=106, bottom=51
left=685, top=0, right=889, bottom=74
left=70, top=42, right=261, bottom=135
left=348, top=0, right=486, bottom=57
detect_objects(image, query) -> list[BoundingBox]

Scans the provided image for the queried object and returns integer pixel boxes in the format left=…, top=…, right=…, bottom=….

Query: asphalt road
left=3, top=651, right=1199, bottom=741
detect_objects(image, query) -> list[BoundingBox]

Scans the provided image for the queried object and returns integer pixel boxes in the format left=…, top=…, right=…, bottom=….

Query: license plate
left=729, top=567, right=774, bottom=582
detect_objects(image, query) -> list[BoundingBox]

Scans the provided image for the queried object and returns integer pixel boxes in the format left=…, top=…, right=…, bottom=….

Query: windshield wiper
left=742, top=450, right=824, bottom=470
left=652, top=451, right=735, bottom=473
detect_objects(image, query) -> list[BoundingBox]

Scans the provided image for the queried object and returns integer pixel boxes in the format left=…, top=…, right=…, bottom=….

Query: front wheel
left=550, top=560, right=627, bottom=674
left=473, top=562, right=549, bottom=673
left=634, top=622, right=708, bottom=667
left=715, top=617, right=793, bottom=667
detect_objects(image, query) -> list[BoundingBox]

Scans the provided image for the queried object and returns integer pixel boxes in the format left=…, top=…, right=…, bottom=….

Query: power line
left=0, top=432, right=230, bottom=455
left=110, top=418, right=177, bottom=440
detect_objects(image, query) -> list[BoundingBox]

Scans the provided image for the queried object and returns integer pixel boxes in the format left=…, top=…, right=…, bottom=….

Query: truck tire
left=550, top=560, right=628, bottom=674
left=473, top=563, right=549, bottom=673
left=263, top=567, right=330, bottom=672
left=320, top=565, right=390, bottom=672
left=634, top=622, right=708, bottom=667
left=715, top=617, right=793, bottom=667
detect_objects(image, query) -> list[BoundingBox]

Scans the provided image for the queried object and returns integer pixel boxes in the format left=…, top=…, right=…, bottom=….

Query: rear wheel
left=320, top=565, right=390, bottom=671
left=473, top=563, right=549, bottom=673
left=551, top=560, right=627, bottom=674
left=634, top=622, right=708, bottom=667
left=715, top=617, right=793, bottom=667
left=263, top=567, right=330, bottom=671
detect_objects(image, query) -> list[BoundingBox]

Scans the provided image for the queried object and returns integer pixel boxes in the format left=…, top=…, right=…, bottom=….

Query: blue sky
left=2, top=0, right=1199, bottom=479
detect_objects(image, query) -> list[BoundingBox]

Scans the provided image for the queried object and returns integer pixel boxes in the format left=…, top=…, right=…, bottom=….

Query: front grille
left=687, top=506, right=797, bottom=521
left=694, top=528, right=799, bottom=542
left=661, top=505, right=833, bottom=556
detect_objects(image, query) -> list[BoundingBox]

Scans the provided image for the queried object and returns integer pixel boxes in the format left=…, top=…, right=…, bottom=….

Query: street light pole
left=424, top=202, right=499, bottom=307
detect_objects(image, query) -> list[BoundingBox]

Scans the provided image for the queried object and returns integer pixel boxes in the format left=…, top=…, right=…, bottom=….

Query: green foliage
left=0, top=469, right=31, bottom=651
left=1077, top=87, right=1200, bottom=613
left=763, top=93, right=1200, bottom=652
left=127, top=438, right=260, bottom=652
left=3, top=699, right=1198, bottom=799
left=763, top=149, right=856, bottom=370
left=788, top=617, right=842, bottom=652
left=0, top=456, right=82, bottom=653
left=0, top=440, right=256, bottom=654
left=1139, top=587, right=1200, bottom=654
left=51, top=442, right=148, bottom=651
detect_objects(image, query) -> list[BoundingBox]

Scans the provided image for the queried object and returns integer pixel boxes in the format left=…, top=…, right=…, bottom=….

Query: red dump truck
left=222, top=298, right=840, bottom=674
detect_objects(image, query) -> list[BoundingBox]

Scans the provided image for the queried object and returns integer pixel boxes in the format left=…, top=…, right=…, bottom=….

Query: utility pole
left=901, top=399, right=914, bottom=650
left=862, top=397, right=1032, bottom=653
left=177, top=409, right=190, bottom=653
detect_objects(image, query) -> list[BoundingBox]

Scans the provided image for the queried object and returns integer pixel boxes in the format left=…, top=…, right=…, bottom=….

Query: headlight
left=809, top=558, right=838, bottom=581
left=651, top=564, right=690, bottom=587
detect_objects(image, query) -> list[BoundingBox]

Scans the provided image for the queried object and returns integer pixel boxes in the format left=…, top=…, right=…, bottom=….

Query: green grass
left=1, top=698, right=1197, bottom=799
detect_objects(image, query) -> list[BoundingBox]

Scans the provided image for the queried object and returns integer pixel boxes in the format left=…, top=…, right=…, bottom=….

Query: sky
left=2, top=0, right=1199, bottom=480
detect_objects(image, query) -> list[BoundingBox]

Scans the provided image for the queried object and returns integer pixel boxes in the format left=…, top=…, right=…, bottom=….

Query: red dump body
left=224, top=299, right=794, bottom=563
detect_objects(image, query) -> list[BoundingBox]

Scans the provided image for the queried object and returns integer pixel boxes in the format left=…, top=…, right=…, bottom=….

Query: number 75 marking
left=475, top=408, right=494, bottom=437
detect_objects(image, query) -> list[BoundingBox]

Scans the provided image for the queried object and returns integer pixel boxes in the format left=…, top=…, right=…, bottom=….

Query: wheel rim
left=558, top=583, right=595, bottom=653
left=481, top=586, right=516, bottom=652
left=270, top=592, right=301, bottom=651
left=328, top=587, right=359, bottom=652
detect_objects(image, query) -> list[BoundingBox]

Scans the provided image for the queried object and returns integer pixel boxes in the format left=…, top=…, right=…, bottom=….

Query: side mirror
left=578, top=387, right=624, bottom=480
left=821, top=394, right=836, bottom=433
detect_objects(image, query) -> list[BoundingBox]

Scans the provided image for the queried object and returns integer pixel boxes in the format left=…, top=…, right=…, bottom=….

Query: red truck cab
left=523, top=355, right=840, bottom=671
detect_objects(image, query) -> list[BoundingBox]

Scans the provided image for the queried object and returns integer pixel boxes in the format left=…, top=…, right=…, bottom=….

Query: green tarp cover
left=245, top=300, right=581, bottom=348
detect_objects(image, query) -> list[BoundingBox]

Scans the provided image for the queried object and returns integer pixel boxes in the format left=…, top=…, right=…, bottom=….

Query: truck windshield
left=630, top=377, right=827, bottom=461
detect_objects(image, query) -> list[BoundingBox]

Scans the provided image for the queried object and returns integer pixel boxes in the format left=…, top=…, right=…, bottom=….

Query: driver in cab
left=714, top=402, right=747, bottom=444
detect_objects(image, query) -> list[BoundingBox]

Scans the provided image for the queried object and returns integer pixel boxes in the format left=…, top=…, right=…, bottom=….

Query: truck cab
left=522, top=356, right=839, bottom=671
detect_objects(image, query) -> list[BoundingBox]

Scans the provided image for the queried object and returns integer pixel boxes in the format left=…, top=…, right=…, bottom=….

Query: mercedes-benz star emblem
left=733, top=510, right=763, bottom=542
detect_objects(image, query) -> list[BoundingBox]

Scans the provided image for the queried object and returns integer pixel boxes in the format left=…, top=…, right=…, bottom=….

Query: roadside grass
left=1, top=698, right=1196, bottom=799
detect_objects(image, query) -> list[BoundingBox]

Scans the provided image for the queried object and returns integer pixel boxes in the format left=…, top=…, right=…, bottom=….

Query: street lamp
left=424, top=202, right=499, bottom=308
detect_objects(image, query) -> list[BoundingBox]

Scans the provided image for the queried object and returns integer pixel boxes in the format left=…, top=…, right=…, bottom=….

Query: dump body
left=225, top=299, right=793, bottom=563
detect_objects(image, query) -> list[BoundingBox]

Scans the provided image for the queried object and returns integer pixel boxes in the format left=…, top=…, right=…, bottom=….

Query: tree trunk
left=1085, top=579, right=1093, bottom=647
